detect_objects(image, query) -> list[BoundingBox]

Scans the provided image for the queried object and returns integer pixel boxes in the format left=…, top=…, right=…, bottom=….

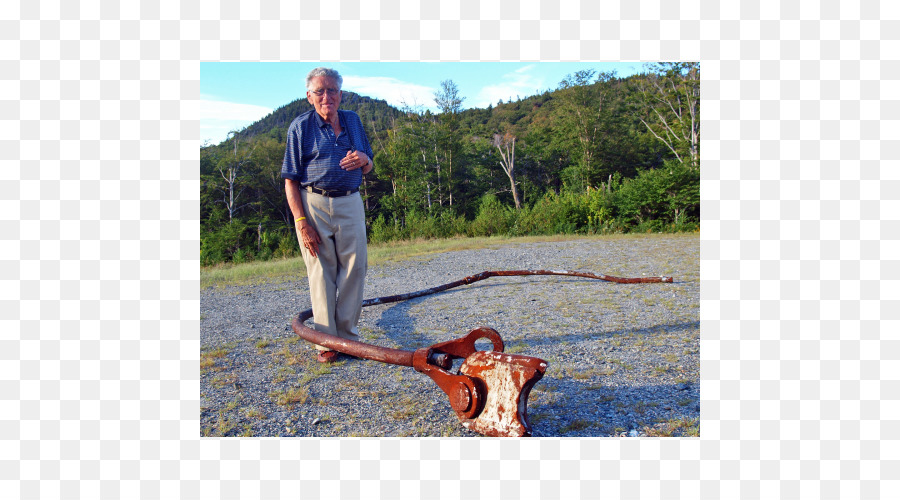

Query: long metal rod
left=361, top=269, right=673, bottom=308
left=292, top=269, right=673, bottom=365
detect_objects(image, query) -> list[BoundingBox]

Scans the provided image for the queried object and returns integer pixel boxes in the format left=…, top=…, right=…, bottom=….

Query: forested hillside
left=200, top=63, right=699, bottom=266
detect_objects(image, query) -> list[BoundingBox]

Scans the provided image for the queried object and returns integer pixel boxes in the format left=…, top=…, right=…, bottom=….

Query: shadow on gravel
left=529, top=380, right=700, bottom=437
left=370, top=286, right=493, bottom=350
left=373, top=296, right=431, bottom=350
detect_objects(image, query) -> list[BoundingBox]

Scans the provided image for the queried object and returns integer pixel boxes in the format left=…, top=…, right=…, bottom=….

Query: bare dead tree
left=217, top=130, right=256, bottom=222
left=635, top=62, right=700, bottom=168
left=493, top=132, right=521, bottom=210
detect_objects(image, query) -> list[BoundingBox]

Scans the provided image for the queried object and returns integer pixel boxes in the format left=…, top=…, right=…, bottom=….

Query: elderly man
left=281, top=67, right=375, bottom=363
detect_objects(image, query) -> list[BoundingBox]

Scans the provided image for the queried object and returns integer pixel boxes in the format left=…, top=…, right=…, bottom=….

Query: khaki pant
left=299, top=189, right=368, bottom=351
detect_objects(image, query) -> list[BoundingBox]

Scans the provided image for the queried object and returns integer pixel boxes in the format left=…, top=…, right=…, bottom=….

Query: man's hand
left=296, top=219, right=321, bottom=258
left=340, top=149, right=371, bottom=173
left=285, top=178, right=322, bottom=258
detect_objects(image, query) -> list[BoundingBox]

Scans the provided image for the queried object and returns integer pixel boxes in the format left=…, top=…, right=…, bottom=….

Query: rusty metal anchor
left=411, top=326, right=548, bottom=437
left=291, top=269, right=672, bottom=437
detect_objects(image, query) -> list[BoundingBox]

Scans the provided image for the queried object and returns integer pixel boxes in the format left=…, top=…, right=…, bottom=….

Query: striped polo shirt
left=281, top=109, right=374, bottom=192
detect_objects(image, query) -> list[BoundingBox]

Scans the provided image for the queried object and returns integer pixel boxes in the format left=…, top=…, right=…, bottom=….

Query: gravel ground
left=200, top=233, right=699, bottom=438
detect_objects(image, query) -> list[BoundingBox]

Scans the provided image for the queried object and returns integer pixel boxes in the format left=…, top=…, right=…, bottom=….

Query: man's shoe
left=317, top=350, right=339, bottom=363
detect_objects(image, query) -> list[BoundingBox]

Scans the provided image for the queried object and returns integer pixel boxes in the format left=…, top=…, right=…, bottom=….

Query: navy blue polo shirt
left=281, top=109, right=374, bottom=192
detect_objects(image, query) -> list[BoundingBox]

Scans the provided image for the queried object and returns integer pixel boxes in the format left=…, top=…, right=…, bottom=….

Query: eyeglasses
left=309, top=88, right=340, bottom=97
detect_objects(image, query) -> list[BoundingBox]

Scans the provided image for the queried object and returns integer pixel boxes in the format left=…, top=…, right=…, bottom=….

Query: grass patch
left=200, top=356, right=218, bottom=373
left=389, top=395, right=420, bottom=420
left=504, top=341, right=529, bottom=354
left=297, top=364, right=332, bottom=386
left=528, top=412, right=550, bottom=425
left=272, top=345, right=306, bottom=366
left=652, top=365, right=670, bottom=375
left=209, top=373, right=237, bottom=388
left=634, top=401, right=648, bottom=415
left=560, top=419, right=593, bottom=433
left=201, top=346, right=230, bottom=363
left=223, top=397, right=242, bottom=412
left=272, top=367, right=294, bottom=383
left=271, top=386, right=310, bottom=406
left=644, top=418, right=700, bottom=437
left=557, top=365, right=615, bottom=380
left=201, top=257, right=307, bottom=289
left=308, top=363, right=334, bottom=376
left=203, top=412, right=238, bottom=437
left=346, top=429, right=379, bottom=437
left=609, top=358, right=633, bottom=371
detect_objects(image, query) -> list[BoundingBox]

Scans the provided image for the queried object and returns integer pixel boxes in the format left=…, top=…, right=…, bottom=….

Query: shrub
left=369, top=214, right=401, bottom=243
left=513, top=190, right=595, bottom=235
left=201, top=220, right=252, bottom=266
left=369, top=208, right=468, bottom=242
left=276, top=229, right=300, bottom=259
left=615, top=160, right=699, bottom=226
left=232, top=247, right=253, bottom=264
left=469, top=194, right=516, bottom=236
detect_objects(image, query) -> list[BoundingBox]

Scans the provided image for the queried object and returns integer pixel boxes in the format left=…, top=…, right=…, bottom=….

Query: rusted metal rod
left=358, top=269, right=673, bottom=308
left=293, top=308, right=415, bottom=366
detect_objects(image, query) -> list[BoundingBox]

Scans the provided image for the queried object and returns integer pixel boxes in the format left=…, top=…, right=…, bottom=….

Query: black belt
left=306, top=186, right=359, bottom=198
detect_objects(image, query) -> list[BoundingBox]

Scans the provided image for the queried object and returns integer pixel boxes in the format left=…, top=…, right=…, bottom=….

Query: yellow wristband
left=295, top=217, right=306, bottom=222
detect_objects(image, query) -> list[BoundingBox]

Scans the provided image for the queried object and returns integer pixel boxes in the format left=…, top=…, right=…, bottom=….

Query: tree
left=433, top=80, right=466, bottom=207
left=492, top=132, right=521, bottom=210
left=556, top=69, right=614, bottom=190
left=216, top=130, right=257, bottom=222
left=374, top=107, right=433, bottom=217
left=245, top=137, right=291, bottom=226
left=633, top=62, right=700, bottom=168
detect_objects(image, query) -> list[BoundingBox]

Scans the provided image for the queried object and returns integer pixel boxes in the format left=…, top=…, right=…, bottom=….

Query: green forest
left=200, top=62, right=700, bottom=266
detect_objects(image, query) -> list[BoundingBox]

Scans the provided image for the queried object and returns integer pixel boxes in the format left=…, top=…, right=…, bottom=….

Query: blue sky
left=200, top=61, right=645, bottom=146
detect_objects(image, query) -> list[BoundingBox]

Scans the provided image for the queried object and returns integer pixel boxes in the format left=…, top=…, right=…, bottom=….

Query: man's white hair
left=306, top=67, right=343, bottom=90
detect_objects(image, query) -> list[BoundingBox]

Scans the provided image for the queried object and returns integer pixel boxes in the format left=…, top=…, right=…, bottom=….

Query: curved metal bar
left=291, top=269, right=673, bottom=363
left=292, top=309, right=415, bottom=366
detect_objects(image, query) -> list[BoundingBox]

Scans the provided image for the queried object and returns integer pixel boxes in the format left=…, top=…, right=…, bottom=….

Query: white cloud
left=472, top=65, right=547, bottom=108
left=198, top=99, right=273, bottom=146
left=342, top=76, right=438, bottom=112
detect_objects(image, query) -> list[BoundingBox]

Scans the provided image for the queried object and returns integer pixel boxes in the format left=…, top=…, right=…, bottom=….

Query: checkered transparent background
left=2, top=0, right=897, bottom=498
